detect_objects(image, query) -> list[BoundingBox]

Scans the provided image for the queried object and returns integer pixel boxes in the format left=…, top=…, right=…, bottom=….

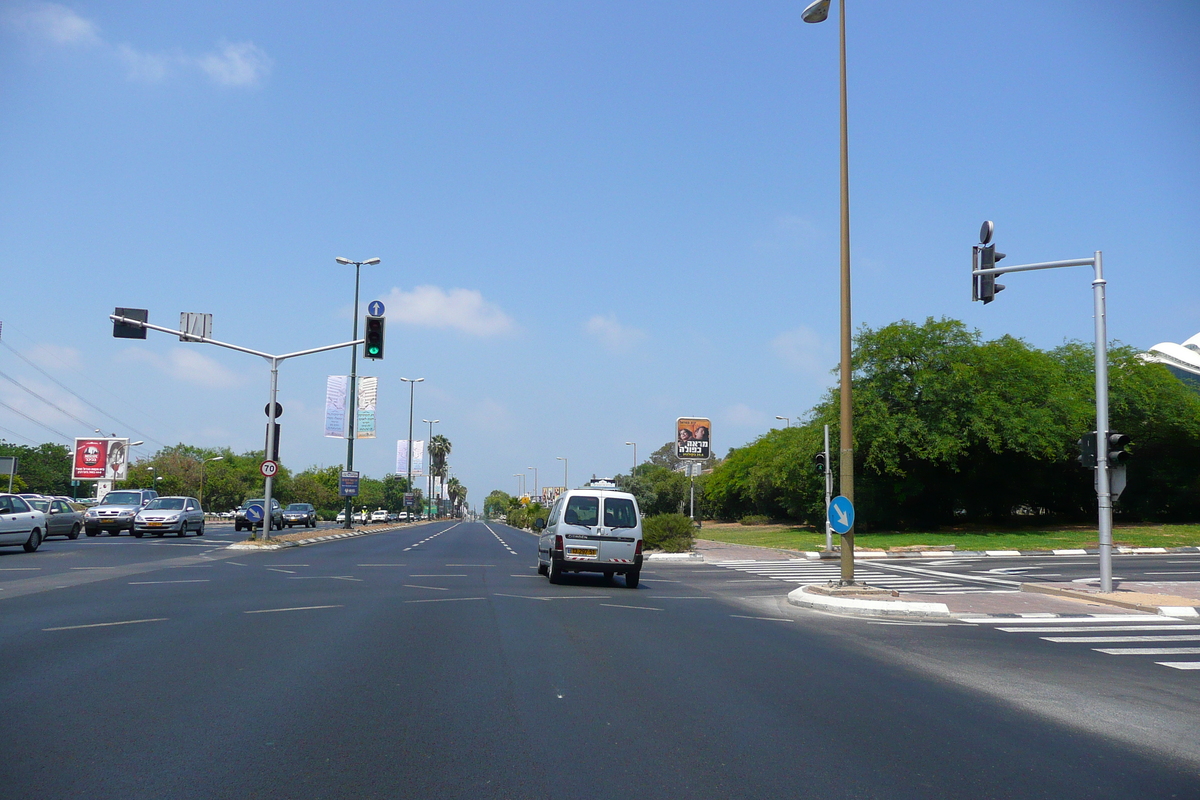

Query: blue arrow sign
left=828, top=495, right=855, bottom=534
left=246, top=503, right=264, bottom=523
left=367, top=300, right=385, bottom=318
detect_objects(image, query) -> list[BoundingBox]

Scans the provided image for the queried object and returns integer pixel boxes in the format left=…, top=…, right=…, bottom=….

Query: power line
left=0, top=367, right=101, bottom=432
left=0, top=399, right=74, bottom=443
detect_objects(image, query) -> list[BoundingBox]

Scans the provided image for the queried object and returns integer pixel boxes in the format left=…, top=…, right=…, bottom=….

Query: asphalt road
left=2, top=521, right=1197, bottom=799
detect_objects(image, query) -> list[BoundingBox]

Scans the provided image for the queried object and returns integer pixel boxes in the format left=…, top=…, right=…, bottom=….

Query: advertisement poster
left=675, top=417, right=711, bottom=460
left=356, top=376, right=377, bottom=439
left=395, top=440, right=426, bottom=476
left=72, top=437, right=130, bottom=480
left=324, top=376, right=348, bottom=438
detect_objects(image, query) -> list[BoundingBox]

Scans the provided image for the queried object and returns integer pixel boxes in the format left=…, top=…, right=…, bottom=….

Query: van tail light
left=634, top=540, right=643, bottom=555
left=554, top=535, right=564, bottom=551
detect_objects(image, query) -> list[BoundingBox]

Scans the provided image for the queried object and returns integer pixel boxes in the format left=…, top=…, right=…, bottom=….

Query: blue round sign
left=368, top=300, right=385, bottom=317
left=246, top=504, right=264, bottom=523
left=828, top=495, right=855, bottom=534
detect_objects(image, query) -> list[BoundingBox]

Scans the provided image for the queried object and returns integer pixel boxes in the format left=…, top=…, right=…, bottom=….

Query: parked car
left=234, top=498, right=283, bottom=531
left=353, top=510, right=368, bottom=524
left=335, top=510, right=347, bottom=523
left=535, top=481, right=644, bottom=588
left=134, top=496, right=205, bottom=537
left=370, top=509, right=389, bottom=523
left=83, top=489, right=158, bottom=536
left=27, top=498, right=83, bottom=540
left=283, top=503, right=317, bottom=528
left=0, top=493, right=46, bottom=552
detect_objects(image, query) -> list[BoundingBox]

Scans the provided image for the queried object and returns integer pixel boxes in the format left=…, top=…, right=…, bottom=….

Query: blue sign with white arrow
left=367, top=300, right=385, bottom=318
left=246, top=503, right=264, bottom=523
left=828, top=495, right=855, bottom=534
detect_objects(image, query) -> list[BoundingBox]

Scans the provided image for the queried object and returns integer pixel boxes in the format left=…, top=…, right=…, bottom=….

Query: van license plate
left=566, top=547, right=597, bottom=556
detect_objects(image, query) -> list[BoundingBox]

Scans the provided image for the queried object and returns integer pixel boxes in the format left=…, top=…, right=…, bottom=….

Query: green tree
left=484, top=490, right=511, bottom=518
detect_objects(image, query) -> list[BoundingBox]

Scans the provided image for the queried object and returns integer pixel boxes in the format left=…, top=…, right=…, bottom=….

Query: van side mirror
left=533, top=517, right=546, bottom=531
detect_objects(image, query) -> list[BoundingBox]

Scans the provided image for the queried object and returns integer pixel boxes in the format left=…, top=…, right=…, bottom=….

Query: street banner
left=541, top=486, right=565, bottom=505
left=396, top=439, right=426, bottom=476
left=356, top=376, right=377, bottom=439
left=72, top=437, right=130, bottom=480
left=675, top=417, right=711, bottom=460
left=411, top=439, right=425, bottom=477
left=324, top=376, right=348, bottom=438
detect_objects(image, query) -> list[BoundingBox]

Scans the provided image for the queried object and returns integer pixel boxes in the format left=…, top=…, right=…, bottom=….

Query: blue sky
left=1, top=1, right=1197, bottom=503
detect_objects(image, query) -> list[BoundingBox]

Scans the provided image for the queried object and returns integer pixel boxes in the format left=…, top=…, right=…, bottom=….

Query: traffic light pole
left=824, top=424, right=833, bottom=552
left=108, top=313, right=363, bottom=542
left=972, top=250, right=1115, bottom=592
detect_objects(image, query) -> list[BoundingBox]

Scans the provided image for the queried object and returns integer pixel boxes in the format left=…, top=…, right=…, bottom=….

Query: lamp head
left=364, top=257, right=381, bottom=265
left=335, top=257, right=352, bottom=265
left=802, top=0, right=830, bottom=23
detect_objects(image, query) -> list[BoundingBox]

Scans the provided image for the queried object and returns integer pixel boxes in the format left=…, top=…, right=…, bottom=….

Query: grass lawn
left=697, top=521, right=1200, bottom=552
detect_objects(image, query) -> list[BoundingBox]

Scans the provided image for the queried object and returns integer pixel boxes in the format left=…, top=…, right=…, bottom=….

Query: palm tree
left=446, top=477, right=465, bottom=517
left=428, top=435, right=451, bottom=517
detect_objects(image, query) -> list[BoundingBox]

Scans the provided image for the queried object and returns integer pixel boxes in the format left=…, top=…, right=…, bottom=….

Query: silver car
left=134, top=496, right=205, bottom=537
left=0, top=493, right=46, bottom=552
left=28, top=498, right=84, bottom=540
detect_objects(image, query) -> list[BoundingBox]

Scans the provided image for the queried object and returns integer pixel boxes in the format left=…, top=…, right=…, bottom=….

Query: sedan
left=28, top=498, right=83, bottom=540
left=0, top=493, right=46, bottom=552
left=133, top=497, right=206, bottom=537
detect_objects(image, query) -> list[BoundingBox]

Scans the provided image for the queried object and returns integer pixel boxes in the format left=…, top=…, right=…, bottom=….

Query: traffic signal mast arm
left=108, top=313, right=365, bottom=363
left=972, top=256, right=1098, bottom=280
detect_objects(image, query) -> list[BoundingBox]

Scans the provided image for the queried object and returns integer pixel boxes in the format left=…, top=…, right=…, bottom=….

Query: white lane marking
left=245, top=605, right=344, bottom=614
left=44, top=617, right=167, bottom=631
left=402, top=597, right=486, bottom=604
left=268, top=564, right=309, bottom=567
left=226, top=562, right=248, bottom=566
left=731, top=615, right=794, bottom=623
left=599, top=603, right=663, bottom=611
left=493, top=593, right=611, bottom=601
left=1158, top=662, right=1200, bottom=670
left=448, top=564, right=495, bottom=567
left=128, top=579, right=211, bottom=585
left=69, top=567, right=114, bottom=570
left=509, top=574, right=543, bottom=578
left=999, top=625, right=1200, bottom=633
left=963, top=615, right=1171, bottom=624
left=1042, top=635, right=1200, bottom=643
left=0, top=568, right=40, bottom=571
left=404, top=584, right=449, bottom=591
left=267, top=568, right=297, bottom=574
left=287, top=575, right=363, bottom=582
left=358, top=564, right=407, bottom=567
left=410, top=574, right=468, bottom=577
left=642, top=579, right=682, bottom=583
left=649, top=596, right=712, bottom=600
left=1094, top=647, right=1200, bottom=655
left=1144, top=571, right=1200, bottom=575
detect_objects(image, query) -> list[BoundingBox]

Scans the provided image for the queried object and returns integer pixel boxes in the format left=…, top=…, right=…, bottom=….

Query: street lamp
left=336, top=256, right=381, bottom=529
left=200, top=456, right=223, bottom=512
left=556, top=456, right=567, bottom=490
left=625, top=442, right=636, bottom=474
left=513, top=473, right=525, bottom=497
left=401, top=378, right=424, bottom=518
left=423, top=418, right=439, bottom=519
left=803, top=0, right=856, bottom=584
left=775, top=416, right=791, bottom=428
left=527, top=466, right=538, bottom=501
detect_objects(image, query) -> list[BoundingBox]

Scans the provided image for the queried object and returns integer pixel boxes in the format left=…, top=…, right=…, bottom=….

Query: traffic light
left=1076, top=433, right=1097, bottom=469
left=113, top=307, right=148, bottom=339
left=975, top=244, right=1006, bottom=304
left=813, top=452, right=826, bottom=474
left=363, top=316, right=385, bottom=360
left=1107, top=432, right=1131, bottom=465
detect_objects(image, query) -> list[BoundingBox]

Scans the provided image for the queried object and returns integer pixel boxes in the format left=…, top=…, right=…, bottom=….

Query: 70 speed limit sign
left=260, top=460, right=278, bottom=478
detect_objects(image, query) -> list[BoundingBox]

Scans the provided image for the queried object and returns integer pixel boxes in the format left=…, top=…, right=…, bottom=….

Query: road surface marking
left=599, top=603, right=662, bottom=611
left=1093, top=647, right=1200, bottom=655
left=358, top=564, right=407, bottom=567
left=402, top=597, right=486, bottom=604
left=404, top=584, right=449, bottom=591
left=1157, top=662, right=1200, bottom=670
left=129, top=579, right=211, bottom=585
left=1042, top=635, right=1200, bottom=643
left=44, top=618, right=167, bottom=631
left=245, top=605, right=344, bottom=614
left=267, top=568, right=296, bottom=574
left=731, top=615, right=794, bottom=623
left=410, top=574, right=468, bottom=577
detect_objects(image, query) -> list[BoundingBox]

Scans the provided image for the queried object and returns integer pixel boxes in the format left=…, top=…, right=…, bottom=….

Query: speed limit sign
left=260, top=460, right=278, bottom=478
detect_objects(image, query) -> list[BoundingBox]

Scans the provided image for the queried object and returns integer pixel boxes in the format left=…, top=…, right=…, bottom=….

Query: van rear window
left=604, top=498, right=637, bottom=528
left=564, top=496, right=599, bottom=526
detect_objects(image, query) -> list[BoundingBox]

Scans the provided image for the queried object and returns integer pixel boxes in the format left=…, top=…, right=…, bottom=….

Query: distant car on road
left=0, top=493, right=46, bottom=552
left=84, top=489, right=158, bottom=536
left=234, top=498, right=283, bottom=532
left=134, top=496, right=205, bottom=537
left=28, top=498, right=83, bottom=540
left=370, top=509, right=389, bottom=523
left=283, top=503, right=317, bottom=528
left=336, top=510, right=347, bottom=524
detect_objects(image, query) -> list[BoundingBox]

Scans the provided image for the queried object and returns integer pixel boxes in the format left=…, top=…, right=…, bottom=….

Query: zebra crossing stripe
left=1093, top=647, right=1200, bottom=655
left=1158, top=662, right=1200, bottom=670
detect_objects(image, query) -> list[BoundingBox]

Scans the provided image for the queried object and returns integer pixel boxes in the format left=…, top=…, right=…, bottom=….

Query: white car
left=370, top=509, right=389, bottom=523
left=0, top=493, right=47, bottom=552
left=535, top=481, right=643, bottom=587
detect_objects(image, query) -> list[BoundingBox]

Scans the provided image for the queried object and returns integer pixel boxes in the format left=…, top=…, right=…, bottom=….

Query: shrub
left=643, top=513, right=695, bottom=552
left=739, top=514, right=771, bottom=526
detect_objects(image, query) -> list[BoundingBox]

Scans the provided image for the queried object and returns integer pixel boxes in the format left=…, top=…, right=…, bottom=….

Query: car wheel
left=234, top=523, right=242, bottom=532
left=85, top=527, right=98, bottom=537
left=603, top=570, right=614, bottom=583
left=537, top=561, right=548, bottom=576
left=177, top=521, right=187, bottom=537
left=196, top=522, right=204, bottom=536
left=68, top=523, right=81, bottom=540
left=132, top=529, right=144, bottom=538
left=547, top=558, right=562, bottom=584
left=23, top=528, right=42, bottom=553
left=625, top=570, right=640, bottom=589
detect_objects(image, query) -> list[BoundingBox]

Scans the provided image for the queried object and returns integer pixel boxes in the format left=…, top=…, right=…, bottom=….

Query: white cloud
left=26, top=343, right=83, bottom=370
left=7, top=3, right=101, bottom=46
left=122, top=348, right=241, bottom=389
left=584, top=314, right=645, bottom=352
left=381, top=286, right=515, bottom=337
left=197, top=41, right=272, bottom=87
left=117, top=43, right=173, bottom=82
left=771, top=325, right=835, bottom=379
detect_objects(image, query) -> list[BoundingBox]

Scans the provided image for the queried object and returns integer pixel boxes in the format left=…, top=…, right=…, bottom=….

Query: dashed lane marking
left=599, top=603, right=663, bottom=611
left=128, top=579, right=211, bottom=585
left=404, top=584, right=449, bottom=591
left=731, top=615, right=794, bottom=623
left=44, top=618, right=167, bottom=631
left=402, top=597, right=486, bottom=604
left=245, top=605, right=343, bottom=614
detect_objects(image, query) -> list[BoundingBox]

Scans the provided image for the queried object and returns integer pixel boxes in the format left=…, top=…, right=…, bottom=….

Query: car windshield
left=604, top=497, right=638, bottom=528
left=30, top=499, right=50, bottom=511
left=241, top=499, right=265, bottom=508
left=564, top=495, right=599, bottom=526
left=145, top=498, right=185, bottom=510
left=102, top=491, right=143, bottom=505
left=286, top=504, right=308, bottom=511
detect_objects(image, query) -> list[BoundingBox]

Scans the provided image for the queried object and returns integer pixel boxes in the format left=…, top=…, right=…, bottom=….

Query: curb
left=786, top=584, right=951, bottom=618
left=647, top=552, right=704, bottom=561
left=225, top=523, right=408, bottom=551
left=1021, top=582, right=1200, bottom=618
left=800, top=545, right=1200, bottom=560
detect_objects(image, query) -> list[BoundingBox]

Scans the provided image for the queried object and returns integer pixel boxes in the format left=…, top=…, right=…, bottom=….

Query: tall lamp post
left=556, top=456, right=567, bottom=490
left=200, top=455, right=223, bottom=512
left=803, top=0, right=856, bottom=584
left=625, top=442, right=636, bottom=475
left=336, top=256, right=381, bottom=529
left=423, top=418, right=439, bottom=519
left=775, top=416, right=791, bottom=428
left=527, top=466, right=538, bottom=503
left=401, top=378, right=424, bottom=517
left=513, top=473, right=525, bottom=497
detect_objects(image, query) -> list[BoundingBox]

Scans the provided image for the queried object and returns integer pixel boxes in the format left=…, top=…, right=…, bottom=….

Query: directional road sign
left=260, top=460, right=278, bottom=478
left=367, top=300, right=385, bottom=318
left=245, top=504, right=264, bottom=523
left=828, top=495, right=855, bottom=534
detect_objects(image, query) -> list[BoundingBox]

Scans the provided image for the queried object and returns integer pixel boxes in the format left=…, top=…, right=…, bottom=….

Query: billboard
left=675, top=417, right=711, bottom=460
left=72, top=437, right=130, bottom=481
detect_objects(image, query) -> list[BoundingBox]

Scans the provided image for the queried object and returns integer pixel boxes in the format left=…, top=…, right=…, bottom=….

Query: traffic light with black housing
left=363, top=316, right=385, bottom=360
left=1107, top=432, right=1131, bottom=465
left=813, top=452, right=826, bottom=474
left=1076, top=433, right=1097, bottom=469
left=974, top=244, right=1006, bottom=304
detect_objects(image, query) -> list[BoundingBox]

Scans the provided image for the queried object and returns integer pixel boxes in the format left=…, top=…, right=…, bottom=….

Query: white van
left=534, top=481, right=644, bottom=587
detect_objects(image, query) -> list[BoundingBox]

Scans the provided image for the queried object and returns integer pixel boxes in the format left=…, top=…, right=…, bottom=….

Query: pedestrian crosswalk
left=712, top=559, right=1014, bottom=595
left=962, top=614, right=1200, bottom=671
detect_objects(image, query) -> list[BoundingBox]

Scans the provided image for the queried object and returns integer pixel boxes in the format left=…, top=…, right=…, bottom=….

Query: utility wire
left=0, top=423, right=41, bottom=446
left=0, top=399, right=74, bottom=443
left=0, top=368, right=102, bottom=432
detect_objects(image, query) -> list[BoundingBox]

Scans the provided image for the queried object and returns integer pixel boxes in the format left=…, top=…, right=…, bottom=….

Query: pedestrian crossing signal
left=813, top=452, right=826, bottom=474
